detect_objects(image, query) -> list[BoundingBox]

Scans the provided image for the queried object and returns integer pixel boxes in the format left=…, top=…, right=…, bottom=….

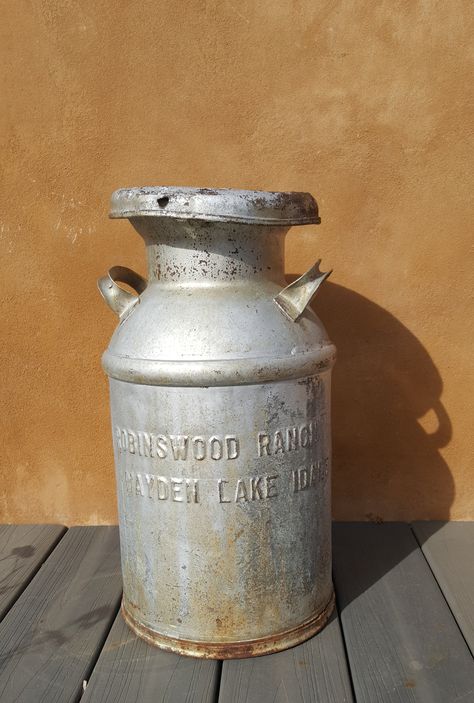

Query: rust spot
left=404, top=679, right=416, bottom=688
left=196, top=188, right=219, bottom=196
left=232, top=528, right=245, bottom=543
left=121, top=593, right=335, bottom=659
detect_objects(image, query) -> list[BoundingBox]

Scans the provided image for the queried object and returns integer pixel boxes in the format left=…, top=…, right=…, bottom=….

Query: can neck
left=130, top=218, right=288, bottom=285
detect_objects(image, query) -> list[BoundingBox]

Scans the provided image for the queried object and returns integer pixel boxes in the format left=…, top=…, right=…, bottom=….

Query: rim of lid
left=109, top=186, right=320, bottom=225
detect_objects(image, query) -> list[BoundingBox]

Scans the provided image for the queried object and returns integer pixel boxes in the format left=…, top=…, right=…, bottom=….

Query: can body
left=100, top=187, right=336, bottom=657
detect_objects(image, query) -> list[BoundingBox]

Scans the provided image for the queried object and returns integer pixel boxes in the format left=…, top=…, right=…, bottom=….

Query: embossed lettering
left=155, top=434, right=168, bottom=458
left=257, top=422, right=318, bottom=456
left=218, top=479, right=231, bottom=503
left=300, top=424, right=311, bottom=448
left=287, top=427, right=298, bottom=451
left=293, top=460, right=329, bottom=493
left=250, top=476, right=264, bottom=500
left=192, top=436, right=206, bottom=461
left=123, top=472, right=201, bottom=504
left=292, top=469, right=298, bottom=493
left=210, top=436, right=223, bottom=460
left=170, top=435, right=189, bottom=460
left=135, top=473, right=144, bottom=496
left=138, top=432, right=153, bottom=458
left=274, top=431, right=285, bottom=454
left=145, top=473, right=154, bottom=498
left=300, top=467, right=310, bottom=490
left=235, top=479, right=248, bottom=502
left=266, top=474, right=279, bottom=498
left=219, top=475, right=280, bottom=503
left=258, top=433, right=270, bottom=456
left=226, top=436, right=239, bottom=459
left=171, top=478, right=184, bottom=502
left=120, top=431, right=130, bottom=452
left=115, top=427, right=240, bottom=461
left=128, top=430, right=137, bottom=454
left=186, top=479, right=200, bottom=503
left=115, top=426, right=122, bottom=450
left=123, top=470, right=287, bottom=505
left=156, top=477, right=169, bottom=500
left=124, top=470, right=133, bottom=495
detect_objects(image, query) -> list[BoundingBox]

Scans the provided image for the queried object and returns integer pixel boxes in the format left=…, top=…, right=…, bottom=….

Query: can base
left=121, top=590, right=335, bottom=659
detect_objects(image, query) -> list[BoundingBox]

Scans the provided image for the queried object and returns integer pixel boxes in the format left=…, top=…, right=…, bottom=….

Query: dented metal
left=99, top=186, right=335, bottom=658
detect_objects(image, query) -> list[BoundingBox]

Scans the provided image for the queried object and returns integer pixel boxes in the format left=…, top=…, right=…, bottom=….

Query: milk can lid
left=110, top=186, right=320, bottom=225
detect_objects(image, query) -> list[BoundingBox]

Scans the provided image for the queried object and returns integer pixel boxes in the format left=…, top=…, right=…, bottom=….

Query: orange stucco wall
left=1, top=2, right=473, bottom=524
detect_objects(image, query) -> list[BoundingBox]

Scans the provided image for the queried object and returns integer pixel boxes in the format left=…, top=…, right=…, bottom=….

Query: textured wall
left=1, top=1, right=472, bottom=523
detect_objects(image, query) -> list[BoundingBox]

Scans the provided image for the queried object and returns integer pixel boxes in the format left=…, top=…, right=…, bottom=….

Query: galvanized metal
left=109, top=186, right=321, bottom=225
left=274, top=259, right=332, bottom=322
left=98, top=186, right=336, bottom=658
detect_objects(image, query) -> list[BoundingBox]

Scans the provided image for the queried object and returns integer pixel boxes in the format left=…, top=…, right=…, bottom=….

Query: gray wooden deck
left=0, top=523, right=471, bottom=702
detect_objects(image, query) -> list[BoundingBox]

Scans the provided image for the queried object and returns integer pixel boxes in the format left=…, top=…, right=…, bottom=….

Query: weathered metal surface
left=121, top=594, right=335, bottom=659
left=109, top=186, right=321, bottom=225
left=99, top=186, right=335, bottom=658
left=274, top=259, right=332, bottom=322
left=97, top=266, right=147, bottom=319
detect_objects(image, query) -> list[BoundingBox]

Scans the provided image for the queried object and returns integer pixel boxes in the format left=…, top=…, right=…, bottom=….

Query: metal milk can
left=98, top=186, right=336, bottom=658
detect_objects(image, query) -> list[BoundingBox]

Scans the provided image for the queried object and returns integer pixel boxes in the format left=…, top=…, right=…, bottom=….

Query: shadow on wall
left=295, top=279, right=453, bottom=522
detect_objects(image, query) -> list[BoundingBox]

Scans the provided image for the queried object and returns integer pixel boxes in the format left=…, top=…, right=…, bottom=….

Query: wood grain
left=0, top=524, right=66, bottom=620
left=0, top=526, right=122, bottom=703
left=413, top=521, right=474, bottom=656
left=82, top=611, right=220, bottom=703
left=333, top=523, right=474, bottom=702
left=218, top=611, right=354, bottom=703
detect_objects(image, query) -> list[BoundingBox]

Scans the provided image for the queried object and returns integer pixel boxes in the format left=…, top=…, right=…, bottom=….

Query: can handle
left=97, top=266, right=147, bottom=318
left=274, top=259, right=331, bottom=322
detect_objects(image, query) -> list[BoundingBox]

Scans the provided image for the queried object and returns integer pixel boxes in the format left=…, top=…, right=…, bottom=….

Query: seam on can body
left=102, top=344, right=336, bottom=386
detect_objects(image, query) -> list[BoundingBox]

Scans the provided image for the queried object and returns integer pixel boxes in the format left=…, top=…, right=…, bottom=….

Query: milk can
left=98, top=186, right=336, bottom=658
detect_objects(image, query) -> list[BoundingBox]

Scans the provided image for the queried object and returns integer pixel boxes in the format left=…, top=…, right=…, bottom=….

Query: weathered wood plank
left=413, top=521, right=474, bottom=656
left=0, top=524, right=66, bottom=620
left=0, top=526, right=122, bottom=703
left=82, top=612, right=220, bottom=703
left=333, top=523, right=474, bottom=702
left=218, top=611, right=354, bottom=703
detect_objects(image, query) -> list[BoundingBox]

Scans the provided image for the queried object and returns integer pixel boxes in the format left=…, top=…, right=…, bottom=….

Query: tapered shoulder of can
left=109, top=185, right=321, bottom=226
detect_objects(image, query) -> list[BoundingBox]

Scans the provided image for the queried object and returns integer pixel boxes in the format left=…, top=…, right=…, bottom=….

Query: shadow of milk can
left=98, top=186, right=336, bottom=658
